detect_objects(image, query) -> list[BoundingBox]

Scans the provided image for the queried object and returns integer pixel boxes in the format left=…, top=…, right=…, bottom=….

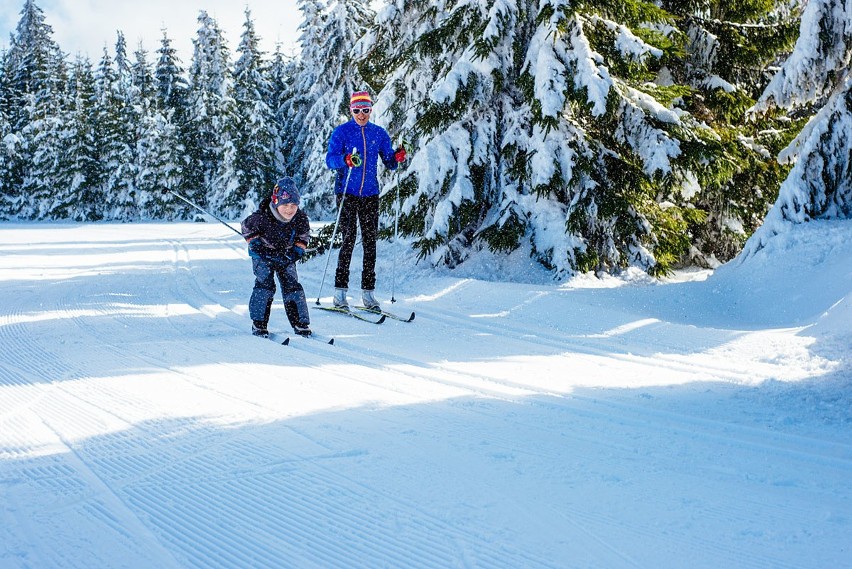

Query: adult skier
left=326, top=90, right=407, bottom=311
left=241, top=177, right=312, bottom=337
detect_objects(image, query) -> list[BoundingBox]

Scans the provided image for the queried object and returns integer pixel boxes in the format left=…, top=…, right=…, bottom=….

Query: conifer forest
left=1, top=0, right=850, bottom=276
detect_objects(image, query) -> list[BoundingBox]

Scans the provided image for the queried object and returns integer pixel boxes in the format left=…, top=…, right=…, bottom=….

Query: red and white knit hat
left=350, top=91, right=373, bottom=108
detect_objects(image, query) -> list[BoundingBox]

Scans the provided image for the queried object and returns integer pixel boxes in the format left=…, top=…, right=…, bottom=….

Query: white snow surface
left=0, top=220, right=850, bottom=568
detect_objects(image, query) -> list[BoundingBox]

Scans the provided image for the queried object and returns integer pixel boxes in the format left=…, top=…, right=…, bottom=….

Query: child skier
left=241, top=177, right=312, bottom=337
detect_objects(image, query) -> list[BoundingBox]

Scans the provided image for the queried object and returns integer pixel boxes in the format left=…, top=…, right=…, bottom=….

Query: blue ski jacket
left=326, top=119, right=398, bottom=197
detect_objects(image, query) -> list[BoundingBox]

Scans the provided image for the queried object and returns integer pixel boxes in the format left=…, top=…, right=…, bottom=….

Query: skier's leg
left=359, top=195, right=379, bottom=291
left=249, top=257, right=276, bottom=326
left=280, top=264, right=310, bottom=329
left=334, top=194, right=358, bottom=289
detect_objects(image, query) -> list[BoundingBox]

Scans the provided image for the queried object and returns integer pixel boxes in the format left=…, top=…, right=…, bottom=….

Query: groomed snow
left=0, top=220, right=850, bottom=568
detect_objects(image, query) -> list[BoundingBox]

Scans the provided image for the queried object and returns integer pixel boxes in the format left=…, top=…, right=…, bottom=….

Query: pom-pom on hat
left=271, top=177, right=300, bottom=207
left=350, top=90, right=373, bottom=108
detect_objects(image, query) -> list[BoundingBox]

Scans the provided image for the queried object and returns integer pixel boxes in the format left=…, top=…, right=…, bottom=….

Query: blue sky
left=1, top=0, right=301, bottom=61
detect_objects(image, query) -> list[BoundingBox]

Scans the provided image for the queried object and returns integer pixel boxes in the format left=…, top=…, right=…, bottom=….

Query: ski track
left=1, top=227, right=849, bottom=568
left=179, top=236, right=851, bottom=568
left=1, top=236, right=557, bottom=568
left=150, top=238, right=663, bottom=567
left=178, top=236, right=852, bottom=567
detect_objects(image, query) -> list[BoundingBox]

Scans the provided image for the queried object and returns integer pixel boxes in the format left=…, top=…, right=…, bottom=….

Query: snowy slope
left=0, top=220, right=850, bottom=569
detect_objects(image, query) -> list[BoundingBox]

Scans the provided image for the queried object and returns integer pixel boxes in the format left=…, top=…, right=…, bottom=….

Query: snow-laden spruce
left=753, top=0, right=852, bottom=113
left=184, top=11, right=241, bottom=220
left=744, top=0, right=852, bottom=258
left=233, top=9, right=277, bottom=215
left=362, top=0, right=797, bottom=276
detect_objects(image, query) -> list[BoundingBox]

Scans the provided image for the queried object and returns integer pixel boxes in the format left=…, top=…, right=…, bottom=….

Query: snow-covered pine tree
left=288, top=0, right=374, bottom=219
left=267, top=43, right=297, bottom=187
left=752, top=0, right=850, bottom=113
left=365, top=0, right=798, bottom=276
left=131, top=44, right=179, bottom=218
left=233, top=9, right=277, bottom=211
left=743, top=0, right=852, bottom=257
left=4, top=0, right=67, bottom=219
left=278, top=0, right=324, bottom=198
left=185, top=11, right=241, bottom=219
left=658, top=0, right=801, bottom=265
left=0, top=50, right=22, bottom=217
left=131, top=44, right=156, bottom=104
left=3, top=0, right=65, bottom=131
left=361, top=0, right=525, bottom=269
left=98, top=32, right=139, bottom=220
left=18, top=92, right=66, bottom=219
left=153, top=30, right=190, bottom=217
left=55, top=57, right=103, bottom=221
left=516, top=0, right=710, bottom=274
left=154, top=31, right=189, bottom=119
left=136, top=108, right=183, bottom=219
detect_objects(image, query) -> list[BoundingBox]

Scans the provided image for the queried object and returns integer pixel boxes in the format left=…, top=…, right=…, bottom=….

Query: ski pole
left=390, top=139, right=411, bottom=304
left=162, top=188, right=243, bottom=238
left=315, top=149, right=360, bottom=305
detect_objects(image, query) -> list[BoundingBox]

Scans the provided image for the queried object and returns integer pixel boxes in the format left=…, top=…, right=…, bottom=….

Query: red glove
left=344, top=153, right=361, bottom=168
left=394, top=147, right=407, bottom=163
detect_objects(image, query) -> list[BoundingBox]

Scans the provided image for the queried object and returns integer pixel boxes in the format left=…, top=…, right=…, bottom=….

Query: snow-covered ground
left=0, top=220, right=850, bottom=568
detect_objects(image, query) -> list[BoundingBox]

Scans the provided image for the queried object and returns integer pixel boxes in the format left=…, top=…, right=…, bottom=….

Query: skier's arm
left=326, top=126, right=347, bottom=170
left=292, top=212, right=311, bottom=257
left=241, top=214, right=262, bottom=243
left=378, top=129, right=398, bottom=171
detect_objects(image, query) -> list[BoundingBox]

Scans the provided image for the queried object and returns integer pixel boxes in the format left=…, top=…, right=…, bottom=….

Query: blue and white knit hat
left=271, top=177, right=300, bottom=206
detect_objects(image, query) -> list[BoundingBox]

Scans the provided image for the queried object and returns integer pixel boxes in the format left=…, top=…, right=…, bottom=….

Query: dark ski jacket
left=326, top=119, right=397, bottom=197
left=241, top=204, right=311, bottom=258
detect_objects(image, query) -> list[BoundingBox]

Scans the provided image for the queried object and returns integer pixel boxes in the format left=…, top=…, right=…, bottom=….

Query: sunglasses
left=351, top=107, right=372, bottom=115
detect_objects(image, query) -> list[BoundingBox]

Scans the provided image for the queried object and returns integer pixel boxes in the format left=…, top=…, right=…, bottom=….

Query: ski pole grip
left=350, top=147, right=362, bottom=168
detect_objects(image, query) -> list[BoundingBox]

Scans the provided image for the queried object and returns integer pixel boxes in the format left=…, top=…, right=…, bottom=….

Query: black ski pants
left=334, top=193, right=379, bottom=291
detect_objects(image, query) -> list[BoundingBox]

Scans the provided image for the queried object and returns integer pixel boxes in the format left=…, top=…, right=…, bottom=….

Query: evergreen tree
left=4, top=0, right=66, bottom=130
left=364, top=0, right=526, bottom=268
left=365, top=0, right=798, bottom=276
left=153, top=30, right=189, bottom=217
left=752, top=0, right=851, bottom=112
left=97, top=34, right=138, bottom=220
left=289, top=0, right=374, bottom=219
left=132, top=43, right=156, bottom=104
left=5, top=0, right=68, bottom=218
left=55, top=57, right=103, bottom=220
left=18, top=93, right=66, bottom=219
left=185, top=11, right=240, bottom=219
left=136, top=108, right=183, bottom=218
left=267, top=43, right=297, bottom=186
left=233, top=8, right=276, bottom=210
left=656, top=1, right=802, bottom=265
left=743, top=0, right=852, bottom=257
left=129, top=43, right=178, bottom=218
left=0, top=50, right=22, bottom=217
left=154, top=30, right=190, bottom=119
